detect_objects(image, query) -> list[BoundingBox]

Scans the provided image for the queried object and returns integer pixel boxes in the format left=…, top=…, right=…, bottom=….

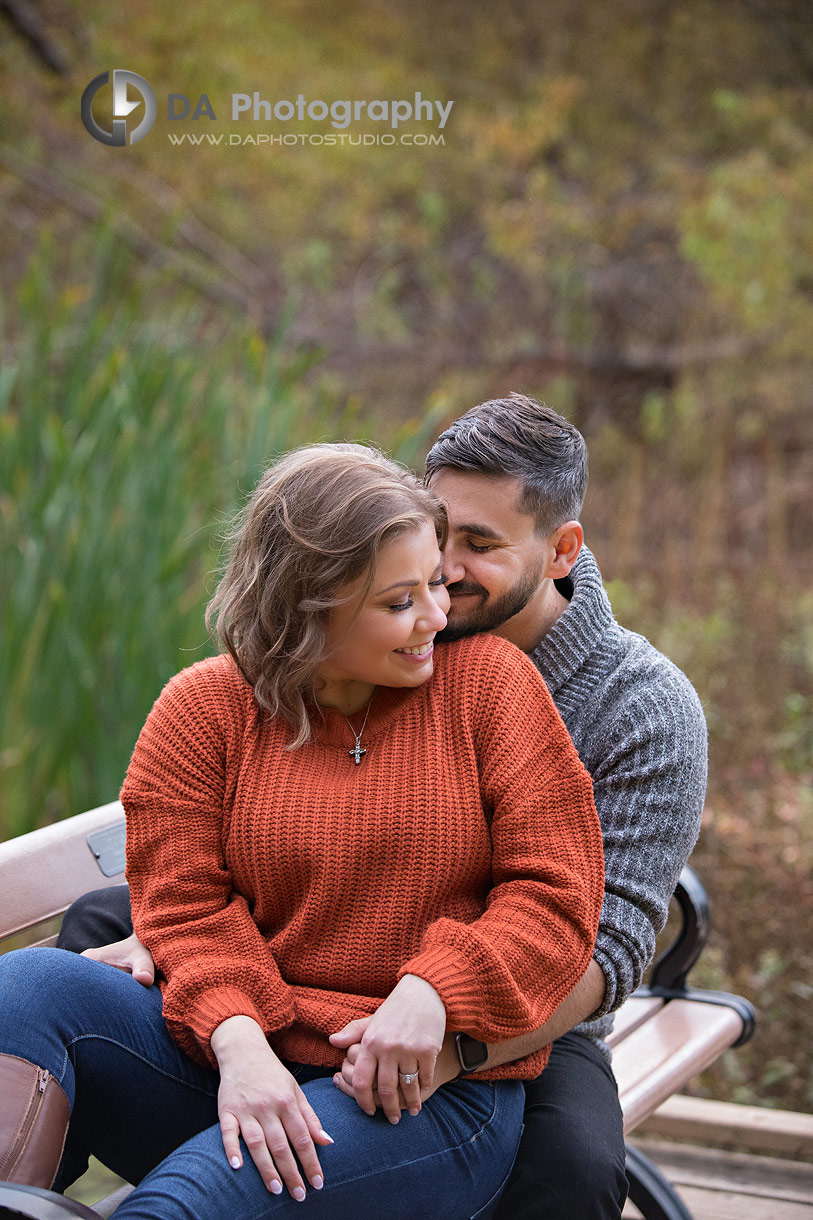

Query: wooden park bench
left=0, top=801, right=756, bottom=1220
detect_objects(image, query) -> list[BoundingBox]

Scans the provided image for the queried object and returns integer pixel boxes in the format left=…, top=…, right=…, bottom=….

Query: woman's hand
left=332, top=1026, right=461, bottom=1111
left=211, top=1016, right=333, bottom=1201
left=329, top=974, right=446, bottom=1123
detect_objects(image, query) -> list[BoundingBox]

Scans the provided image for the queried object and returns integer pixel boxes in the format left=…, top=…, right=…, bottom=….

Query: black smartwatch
left=454, top=1032, right=489, bottom=1076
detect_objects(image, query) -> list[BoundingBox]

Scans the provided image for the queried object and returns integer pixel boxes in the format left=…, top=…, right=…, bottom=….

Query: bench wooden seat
left=0, top=802, right=756, bottom=1220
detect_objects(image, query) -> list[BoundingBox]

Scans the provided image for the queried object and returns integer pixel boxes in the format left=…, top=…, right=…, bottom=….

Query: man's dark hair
left=425, top=391, right=588, bottom=535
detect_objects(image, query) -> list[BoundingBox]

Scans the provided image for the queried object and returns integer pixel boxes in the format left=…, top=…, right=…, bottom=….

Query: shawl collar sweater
left=531, top=546, right=708, bottom=1047
left=122, top=634, right=604, bottom=1078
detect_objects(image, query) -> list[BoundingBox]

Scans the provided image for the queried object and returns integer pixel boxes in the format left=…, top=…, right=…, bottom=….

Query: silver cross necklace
left=344, top=695, right=374, bottom=765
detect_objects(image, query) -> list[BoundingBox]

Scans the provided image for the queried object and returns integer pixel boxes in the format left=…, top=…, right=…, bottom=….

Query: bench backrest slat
left=0, top=802, right=126, bottom=942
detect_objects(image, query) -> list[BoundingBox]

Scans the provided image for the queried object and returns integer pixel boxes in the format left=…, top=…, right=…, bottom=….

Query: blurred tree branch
left=0, top=0, right=69, bottom=74
left=0, top=145, right=273, bottom=320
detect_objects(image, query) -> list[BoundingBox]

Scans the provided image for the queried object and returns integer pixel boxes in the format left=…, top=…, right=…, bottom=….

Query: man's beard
left=437, top=565, right=544, bottom=642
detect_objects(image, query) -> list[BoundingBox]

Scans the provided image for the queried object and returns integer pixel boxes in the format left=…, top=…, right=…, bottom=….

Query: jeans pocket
left=469, top=1121, right=525, bottom=1220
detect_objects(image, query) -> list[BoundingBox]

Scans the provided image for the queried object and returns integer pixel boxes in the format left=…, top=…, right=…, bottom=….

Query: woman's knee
left=0, top=947, right=151, bottom=1062
left=0, top=946, right=74, bottom=1005
left=0, top=949, right=84, bottom=1088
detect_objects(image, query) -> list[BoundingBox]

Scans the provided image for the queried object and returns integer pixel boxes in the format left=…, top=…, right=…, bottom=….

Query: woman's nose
left=434, top=592, right=449, bottom=629
left=422, top=590, right=448, bottom=632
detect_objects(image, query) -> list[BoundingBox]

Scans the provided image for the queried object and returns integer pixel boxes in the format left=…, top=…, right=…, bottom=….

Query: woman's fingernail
left=409, top=1107, right=420, bottom=1116
left=230, top=1156, right=241, bottom=1169
left=293, top=1186, right=306, bottom=1202
left=312, top=1175, right=324, bottom=1189
left=319, top=1129, right=334, bottom=1143
left=269, top=1180, right=283, bottom=1195
left=389, top=1115, right=400, bottom=1125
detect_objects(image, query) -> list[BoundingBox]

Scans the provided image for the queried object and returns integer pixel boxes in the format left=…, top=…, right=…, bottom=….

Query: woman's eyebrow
left=374, top=578, right=419, bottom=595
left=375, top=564, right=444, bottom=596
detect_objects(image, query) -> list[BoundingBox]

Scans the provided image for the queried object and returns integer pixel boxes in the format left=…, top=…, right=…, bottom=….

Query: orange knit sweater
left=122, top=634, right=603, bottom=1080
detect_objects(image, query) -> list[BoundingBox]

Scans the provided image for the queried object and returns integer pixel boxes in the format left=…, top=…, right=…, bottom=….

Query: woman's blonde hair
left=206, top=443, right=447, bottom=746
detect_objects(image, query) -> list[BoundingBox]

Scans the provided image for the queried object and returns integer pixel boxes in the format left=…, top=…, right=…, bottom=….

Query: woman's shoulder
left=431, top=635, right=562, bottom=747
left=433, top=633, right=546, bottom=691
left=154, top=652, right=254, bottom=723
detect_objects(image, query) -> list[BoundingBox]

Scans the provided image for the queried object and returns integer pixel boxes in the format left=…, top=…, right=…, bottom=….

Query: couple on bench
left=0, top=394, right=706, bottom=1219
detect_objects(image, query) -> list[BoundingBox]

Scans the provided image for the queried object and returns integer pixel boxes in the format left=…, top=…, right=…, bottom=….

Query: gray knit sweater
left=530, top=546, right=708, bottom=1048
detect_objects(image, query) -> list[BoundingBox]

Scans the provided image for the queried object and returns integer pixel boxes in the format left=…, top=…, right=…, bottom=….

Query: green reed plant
left=1, top=230, right=450, bottom=840
left=1, top=232, right=346, bottom=837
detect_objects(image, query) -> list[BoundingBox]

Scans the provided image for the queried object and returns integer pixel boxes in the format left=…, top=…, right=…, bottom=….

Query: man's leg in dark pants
left=56, top=884, right=133, bottom=951
left=493, top=1031, right=628, bottom=1220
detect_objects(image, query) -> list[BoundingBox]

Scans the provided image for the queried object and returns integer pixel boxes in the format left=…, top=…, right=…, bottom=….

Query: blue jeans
left=0, top=949, right=524, bottom=1219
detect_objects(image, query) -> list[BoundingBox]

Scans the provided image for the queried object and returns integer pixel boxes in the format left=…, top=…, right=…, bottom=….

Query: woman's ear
left=548, top=522, right=583, bottom=578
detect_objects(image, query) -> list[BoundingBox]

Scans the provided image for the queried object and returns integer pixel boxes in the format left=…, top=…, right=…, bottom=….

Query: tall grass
left=0, top=232, right=453, bottom=838
left=1, top=235, right=317, bottom=835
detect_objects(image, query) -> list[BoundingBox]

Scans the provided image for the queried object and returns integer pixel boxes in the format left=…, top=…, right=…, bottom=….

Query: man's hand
left=328, top=975, right=447, bottom=1123
left=81, top=933, right=155, bottom=987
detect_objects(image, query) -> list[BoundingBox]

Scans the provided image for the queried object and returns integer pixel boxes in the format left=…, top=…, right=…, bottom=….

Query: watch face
left=458, top=1034, right=488, bottom=1071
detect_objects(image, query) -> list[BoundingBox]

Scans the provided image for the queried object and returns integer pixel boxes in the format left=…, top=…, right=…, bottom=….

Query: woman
left=0, top=444, right=603, bottom=1219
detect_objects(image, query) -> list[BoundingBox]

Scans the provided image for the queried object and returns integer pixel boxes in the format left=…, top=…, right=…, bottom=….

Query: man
left=59, top=393, right=707, bottom=1219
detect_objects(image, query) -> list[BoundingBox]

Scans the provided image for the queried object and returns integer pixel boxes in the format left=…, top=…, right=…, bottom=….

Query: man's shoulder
left=533, top=568, right=706, bottom=766
left=604, top=625, right=705, bottom=721
left=567, top=625, right=707, bottom=781
left=547, top=545, right=705, bottom=722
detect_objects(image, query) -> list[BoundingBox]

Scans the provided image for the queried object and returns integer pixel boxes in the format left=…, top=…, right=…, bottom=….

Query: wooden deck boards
left=624, top=1138, right=813, bottom=1220
left=638, top=1095, right=813, bottom=1161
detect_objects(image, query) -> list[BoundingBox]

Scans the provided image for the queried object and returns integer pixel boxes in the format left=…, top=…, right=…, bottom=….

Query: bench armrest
left=634, top=865, right=756, bottom=1048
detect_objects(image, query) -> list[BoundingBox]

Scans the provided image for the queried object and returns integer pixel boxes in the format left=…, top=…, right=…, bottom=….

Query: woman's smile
left=394, top=641, right=435, bottom=660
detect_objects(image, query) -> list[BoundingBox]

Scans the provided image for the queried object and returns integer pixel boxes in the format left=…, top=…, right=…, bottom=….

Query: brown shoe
left=0, top=1056, right=69, bottom=1190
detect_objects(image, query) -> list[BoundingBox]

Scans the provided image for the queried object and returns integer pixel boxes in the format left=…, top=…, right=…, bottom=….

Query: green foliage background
left=1, top=0, right=811, bottom=1114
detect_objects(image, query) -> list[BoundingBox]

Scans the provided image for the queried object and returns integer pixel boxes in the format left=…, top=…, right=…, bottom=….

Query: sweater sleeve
left=398, top=642, right=604, bottom=1042
left=585, top=668, right=708, bottom=1019
left=122, top=661, right=296, bottom=1067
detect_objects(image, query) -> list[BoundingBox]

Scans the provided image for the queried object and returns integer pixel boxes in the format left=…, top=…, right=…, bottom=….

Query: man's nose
left=442, top=544, right=466, bottom=585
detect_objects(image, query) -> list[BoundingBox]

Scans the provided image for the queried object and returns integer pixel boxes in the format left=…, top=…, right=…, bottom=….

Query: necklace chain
left=344, top=696, right=374, bottom=765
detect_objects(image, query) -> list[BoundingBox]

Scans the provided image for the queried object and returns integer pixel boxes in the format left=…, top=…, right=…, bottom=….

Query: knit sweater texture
left=122, top=634, right=604, bottom=1079
left=532, top=546, right=708, bottom=1048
